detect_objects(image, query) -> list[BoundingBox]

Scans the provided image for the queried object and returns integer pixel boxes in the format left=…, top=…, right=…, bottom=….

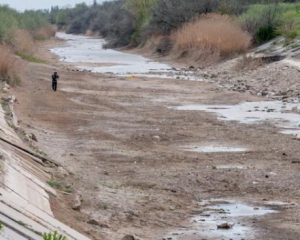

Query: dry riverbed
left=9, top=34, right=300, bottom=240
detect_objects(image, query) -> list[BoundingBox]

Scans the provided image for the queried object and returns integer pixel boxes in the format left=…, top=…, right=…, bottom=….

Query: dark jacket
left=52, top=73, right=59, bottom=82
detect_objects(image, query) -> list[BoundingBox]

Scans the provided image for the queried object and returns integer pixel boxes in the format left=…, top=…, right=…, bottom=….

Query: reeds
left=13, top=29, right=34, bottom=53
left=171, top=14, right=251, bottom=65
left=33, top=25, right=56, bottom=41
left=0, top=45, right=17, bottom=84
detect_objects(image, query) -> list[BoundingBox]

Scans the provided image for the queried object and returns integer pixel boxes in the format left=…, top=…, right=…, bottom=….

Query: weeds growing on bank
left=47, top=179, right=61, bottom=189
left=171, top=14, right=251, bottom=65
left=15, top=51, right=46, bottom=64
left=46, top=178, right=73, bottom=194
left=43, top=231, right=67, bottom=240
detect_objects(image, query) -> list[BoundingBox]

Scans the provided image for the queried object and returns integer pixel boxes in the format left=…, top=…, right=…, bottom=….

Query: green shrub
left=255, top=26, right=278, bottom=43
left=286, top=29, right=298, bottom=39
left=241, top=3, right=283, bottom=43
left=0, top=5, right=50, bottom=45
left=46, top=179, right=61, bottom=189
left=43, top=231, right=67, bottom=240
left=277, top=14, right=299, bottom=44
left=0, top=6, right=18, bottom=43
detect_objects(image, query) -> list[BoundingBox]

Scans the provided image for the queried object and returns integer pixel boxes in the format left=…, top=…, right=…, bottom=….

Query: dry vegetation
left=33, top=25, right=56, bottom=41
left=13, top=30, right=34, bottom=53
left=0, top=26, right=55, bottom=87
left=234, top=54, right=264, bottom=71
left=171, top=14, right=251, bottom=65
left=0, top=46, right=17, bottom=84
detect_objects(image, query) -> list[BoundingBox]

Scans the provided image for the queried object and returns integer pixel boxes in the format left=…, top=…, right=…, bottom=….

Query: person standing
left=52, top=71, right=59, bottom=91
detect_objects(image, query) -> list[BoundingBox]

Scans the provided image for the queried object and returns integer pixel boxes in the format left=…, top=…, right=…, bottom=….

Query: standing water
left=50, top=33, right=199, bottom=80
left=174, top=101, right=300, bottom=135
left=165, top=200, right=277, bottom=240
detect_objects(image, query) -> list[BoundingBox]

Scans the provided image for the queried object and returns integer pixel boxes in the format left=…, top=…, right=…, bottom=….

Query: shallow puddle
left=165, top=200, right=277, bottom=240
left=184, top=146, right=247, bottom=153
left=174, top=101, right=300, bottom=134
left=214, top=164, right=246, bottom=169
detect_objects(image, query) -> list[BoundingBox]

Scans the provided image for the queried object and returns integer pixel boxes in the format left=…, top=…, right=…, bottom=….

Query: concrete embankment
left=0, top=92, right=90, bottom=240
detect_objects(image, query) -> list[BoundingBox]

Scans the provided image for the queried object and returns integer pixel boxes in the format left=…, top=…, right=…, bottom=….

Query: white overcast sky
left=0, top=0, right=108, bottom=11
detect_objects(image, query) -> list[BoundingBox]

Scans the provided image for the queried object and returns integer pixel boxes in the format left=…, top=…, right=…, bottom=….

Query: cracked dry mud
left=9, top=35, right=300, bottom=240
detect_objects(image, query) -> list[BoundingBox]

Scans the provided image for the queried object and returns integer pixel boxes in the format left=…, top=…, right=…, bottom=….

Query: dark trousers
left=52, top=81, right=57, bottom=91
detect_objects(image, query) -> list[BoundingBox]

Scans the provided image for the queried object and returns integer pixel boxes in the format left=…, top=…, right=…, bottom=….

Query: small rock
left=121, top=235, right=135, bottom=240
left=296, top=134, right=300, bottom=140
left=29, top=133, right=38, bottom=142
left=57, top=166, right=69, bottom=177
left=292, top=106, right=298, bottom=112
left=291, top=160, right=300, bottom=164
left=153, top=135, right=160, bottom=140
left=72, top=194, right=82, bottom=211
left=217, top=221, right=234, bottom=229
left=99, top=223, right=110, bottom=228
left=87, top=219, right=99, bottom=226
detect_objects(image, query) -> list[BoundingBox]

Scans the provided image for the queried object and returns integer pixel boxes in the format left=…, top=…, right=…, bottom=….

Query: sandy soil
left=9, top=37, right=300, bottom=240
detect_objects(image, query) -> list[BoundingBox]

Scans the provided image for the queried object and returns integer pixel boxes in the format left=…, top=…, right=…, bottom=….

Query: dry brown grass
left=144, top=35, right=173, bottom=56
left=13, top=29, right=34, bottom=53
left=0, top=45, right=23, bottom=87
left=33, top=25, right=56, bottom=40
left=0, top=45, right=17, bottom=85
left=171, top=14, right=251, bottom=65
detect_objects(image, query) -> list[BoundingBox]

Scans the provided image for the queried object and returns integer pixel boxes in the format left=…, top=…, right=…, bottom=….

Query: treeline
left=0, top=5, right=55, bottom=86
left=0, top=5, right=52, bottom=44
left=48, top=0, right=299, bottom=48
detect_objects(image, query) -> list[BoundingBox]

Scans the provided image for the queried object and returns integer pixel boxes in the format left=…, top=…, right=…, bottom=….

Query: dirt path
left=10, top=37, right=300, bottom=240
